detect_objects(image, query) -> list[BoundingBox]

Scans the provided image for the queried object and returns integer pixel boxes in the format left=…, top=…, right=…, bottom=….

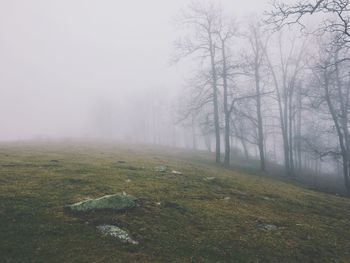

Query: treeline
left=174, top=0, right=350, bottom=194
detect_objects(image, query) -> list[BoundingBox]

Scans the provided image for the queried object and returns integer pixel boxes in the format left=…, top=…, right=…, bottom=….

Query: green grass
left=1, top=141, right=350, bottom=263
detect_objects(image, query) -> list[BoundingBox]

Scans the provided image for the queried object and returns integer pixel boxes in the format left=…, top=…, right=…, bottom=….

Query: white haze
left=0, top=0, right=269, bottom=141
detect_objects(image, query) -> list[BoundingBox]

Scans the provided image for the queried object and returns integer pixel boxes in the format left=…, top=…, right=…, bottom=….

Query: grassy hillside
left=1, top=142, right=350, bottom=263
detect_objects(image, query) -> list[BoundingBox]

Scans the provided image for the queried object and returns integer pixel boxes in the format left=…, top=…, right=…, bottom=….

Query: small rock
left=256, top=223, right=279, bottom=231
left=125, top=179, right=131, bottom=183
left=67, top=193, right=137, bottom=212
left=155, top=166, right=168, bottom=172
left=97, top=225, right=138, bottom=245
left=223, top=197, right=231, bottom=201
left=171, top=170, right=183, bottom=175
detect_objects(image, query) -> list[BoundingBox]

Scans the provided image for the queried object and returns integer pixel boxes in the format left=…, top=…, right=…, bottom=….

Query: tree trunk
left=255, top=62, right=265, bottom=171
left=288, top=86, right=295, bottom=176
left=222, top=39, right=230, bottom=166
left=191, top=114, right=197, bottom=150
left=334, top=58, right=350, bottom=193
left=282, top=94, right=291, bottom=175
left=204, top=134, right=212, bottom=153
left=265, top=49, right=290, bottom=175
left=209, top=36, right=221, bottom=164
left=324, top=70, right=350, bottom=193
left=296, top=84, right=302, bottom=171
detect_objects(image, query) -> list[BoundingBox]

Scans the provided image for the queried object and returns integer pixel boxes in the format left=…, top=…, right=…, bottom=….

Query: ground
left=1, top=141, right=350, bottom=263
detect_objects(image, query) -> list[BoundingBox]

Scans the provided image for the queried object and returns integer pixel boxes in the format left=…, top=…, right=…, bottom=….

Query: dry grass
left=1, top=141, right=350, bottom=262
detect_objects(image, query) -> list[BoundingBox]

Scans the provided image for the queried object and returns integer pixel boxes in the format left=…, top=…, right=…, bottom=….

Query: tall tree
left=242, top=20, right=270, bottom=171
left=309, top=39, right=350, bottom=192
left=175, top=2, right=222, bottom=163
left=216, top=17, right=236, bottom=166
left=263, top=31, right=306, bottom=176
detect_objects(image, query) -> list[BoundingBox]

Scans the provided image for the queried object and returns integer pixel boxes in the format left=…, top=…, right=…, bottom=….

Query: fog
left=3, top=0, right=350, bottom=193
left=0, top=0, right=268, bottom=141
left=2, top=3, right=350, bottom=260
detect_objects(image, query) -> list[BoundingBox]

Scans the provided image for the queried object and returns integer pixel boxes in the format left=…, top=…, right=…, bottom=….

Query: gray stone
left=256, top=223, right=279, bottom=231
left=67, top=193, right=137, bottom=212
left=97, top=225, right=139, bottom=245
left=155, top=165, right=168, bottom=172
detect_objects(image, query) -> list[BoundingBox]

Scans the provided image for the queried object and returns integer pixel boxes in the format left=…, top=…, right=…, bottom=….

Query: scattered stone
left=155, top=202, right=161, bottom=206
left=97, top=225, right=138, bottom=245
left=223, top=197, right=231, bottom=201
left=125, top=179, right=131, bottom=183
left=67, top=193, right=137, bottom=213
left=256, top=223, right=279, bottom=231
left=171, top=170, right=183, bottom=175
left=155, top=166, right=168, bottom=172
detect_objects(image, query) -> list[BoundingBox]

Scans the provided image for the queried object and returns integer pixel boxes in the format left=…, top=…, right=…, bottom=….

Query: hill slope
left=1, top=142, right=350, bottom=263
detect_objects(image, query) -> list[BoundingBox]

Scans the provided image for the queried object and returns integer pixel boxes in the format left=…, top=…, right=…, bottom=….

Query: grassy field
left=1, top=141, right=350, bottom=263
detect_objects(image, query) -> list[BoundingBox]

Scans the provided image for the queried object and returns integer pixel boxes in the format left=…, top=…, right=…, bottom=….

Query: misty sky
left=0, top=0, right=269, bottom=141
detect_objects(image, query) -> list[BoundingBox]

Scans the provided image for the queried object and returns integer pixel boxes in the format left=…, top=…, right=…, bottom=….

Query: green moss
left=68, top=193, right=137, bottom=212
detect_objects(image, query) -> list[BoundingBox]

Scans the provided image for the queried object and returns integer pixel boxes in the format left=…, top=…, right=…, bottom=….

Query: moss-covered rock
left=67, top=193, right=137, bottom=212
left=155, top=165, right=167, bottom=172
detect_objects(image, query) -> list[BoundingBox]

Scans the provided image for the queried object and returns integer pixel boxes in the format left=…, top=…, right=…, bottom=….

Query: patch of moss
left=67, top=193, right=137, bottom=212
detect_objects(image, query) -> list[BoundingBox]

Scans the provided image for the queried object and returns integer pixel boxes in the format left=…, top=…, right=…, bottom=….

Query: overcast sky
left=0, top=0, right=270, bottom=141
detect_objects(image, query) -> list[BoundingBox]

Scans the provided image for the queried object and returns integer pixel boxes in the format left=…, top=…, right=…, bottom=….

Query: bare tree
left=176, top=68, right=213, bottom=146
left=175, top=2, right=222, bottom=163
left=242, top=20, right=270, bottom=171
left=266, top=0, right=350, bottom=45
left=199, top=113, right=214, bottom=152
left=170, top=0, right=350, bottom=194
left=263, top=31, right=307, bottom=176
left=308, top=38, right=350, bottom=192
left=215, top=16, right=237, bottom=166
